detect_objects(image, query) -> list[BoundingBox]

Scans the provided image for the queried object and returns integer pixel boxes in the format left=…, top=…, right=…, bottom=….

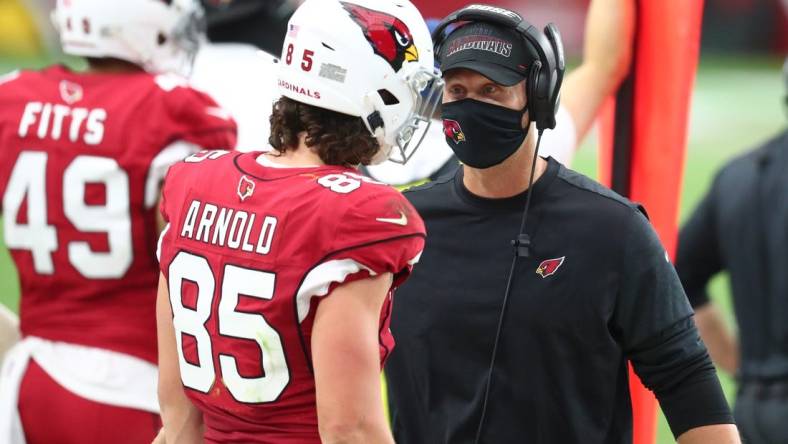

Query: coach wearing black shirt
left=385, top=6, right=739, bottom=444
left=676, top=124, right=788, bottom=443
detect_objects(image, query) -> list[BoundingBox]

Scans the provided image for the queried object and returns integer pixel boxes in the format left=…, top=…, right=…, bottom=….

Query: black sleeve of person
left=612, top=211, right=733, bottom=438
left=674, top=183, right=723, bottom=309
left=627, top=318, right=734, bottom=438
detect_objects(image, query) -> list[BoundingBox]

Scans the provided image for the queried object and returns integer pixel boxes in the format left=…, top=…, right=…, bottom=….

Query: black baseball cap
left=438, top=22, right=538, bottom=86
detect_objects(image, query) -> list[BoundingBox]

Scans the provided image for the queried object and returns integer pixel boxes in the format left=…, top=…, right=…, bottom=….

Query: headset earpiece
left=528, top=59, right=542, bottom=119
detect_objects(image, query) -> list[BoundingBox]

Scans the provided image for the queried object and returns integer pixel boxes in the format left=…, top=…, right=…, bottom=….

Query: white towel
left=0, top=337, right=160, bottom=444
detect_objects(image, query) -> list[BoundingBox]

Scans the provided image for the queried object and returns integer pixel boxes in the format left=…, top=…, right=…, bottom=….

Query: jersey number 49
left=3, top=151, right=132, bottom=278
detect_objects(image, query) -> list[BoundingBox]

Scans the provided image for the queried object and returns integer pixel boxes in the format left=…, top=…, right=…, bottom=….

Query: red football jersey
left=0, top=65, right=237, bottom=364
left=158, top=151, right=425, bottom=443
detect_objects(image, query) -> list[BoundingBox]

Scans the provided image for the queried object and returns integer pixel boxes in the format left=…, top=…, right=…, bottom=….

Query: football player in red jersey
left=155, top=0, right=440, bottom=442
left=0, top=1, right=237, bottom=443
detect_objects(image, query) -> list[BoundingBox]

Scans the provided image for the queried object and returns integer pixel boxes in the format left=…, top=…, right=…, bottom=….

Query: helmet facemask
left=144, top=2, right=205, bottom=76
left=52, top=0, right=205, bottom=77
left=388, top=67, right=444, bottom=165
left=365, top=63, right=444, bottom=165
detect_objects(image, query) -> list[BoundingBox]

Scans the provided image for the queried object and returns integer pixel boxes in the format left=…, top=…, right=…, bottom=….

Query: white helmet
left=52, top=0, right=204, bottom=75
left=277, top=0, right=443, bottom=164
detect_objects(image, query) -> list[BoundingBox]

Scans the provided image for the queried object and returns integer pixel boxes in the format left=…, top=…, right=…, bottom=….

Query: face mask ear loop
left=519, top=107, right=531, bottom=141
left=521, top=76, right=530, bottom=132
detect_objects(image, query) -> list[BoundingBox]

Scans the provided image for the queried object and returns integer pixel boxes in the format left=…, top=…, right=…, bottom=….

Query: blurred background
left=1, top=0, right=786, bottom=442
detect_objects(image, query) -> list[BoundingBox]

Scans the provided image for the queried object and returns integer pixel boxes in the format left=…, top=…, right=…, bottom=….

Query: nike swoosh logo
left=376, top=212, right=408, bottom=226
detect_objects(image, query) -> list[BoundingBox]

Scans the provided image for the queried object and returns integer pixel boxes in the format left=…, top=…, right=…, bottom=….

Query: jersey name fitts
left=0, top=66, right=236, bottom=363
left=179, top=199, right=277, bottom=256
left=18, top=102, right=106, bottom=145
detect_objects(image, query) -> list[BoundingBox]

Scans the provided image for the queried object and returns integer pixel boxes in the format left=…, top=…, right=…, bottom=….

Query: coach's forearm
left=693, top=304, right=739, bottom=375
left=677, top=424, right=740, bottom=444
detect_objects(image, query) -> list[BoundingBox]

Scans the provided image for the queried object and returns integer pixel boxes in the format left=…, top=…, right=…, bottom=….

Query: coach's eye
left=448, top=85, right=465, bottom=97
left=483, top=85, right=499, bottom=95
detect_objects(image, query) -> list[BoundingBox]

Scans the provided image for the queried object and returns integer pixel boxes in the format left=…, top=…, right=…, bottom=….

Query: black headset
left=432, top=5, right=567, bottom=443
left=431, top=4, right=566, bottom=132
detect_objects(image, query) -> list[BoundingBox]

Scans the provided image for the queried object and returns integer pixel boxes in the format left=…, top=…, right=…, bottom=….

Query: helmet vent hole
left=378, top=89, right=400, bottom=105
left=322, top=42, right=335, bottom=51
left=82, top=18, right=91, bottom=34
left=157, top=33, right=167, bottom=45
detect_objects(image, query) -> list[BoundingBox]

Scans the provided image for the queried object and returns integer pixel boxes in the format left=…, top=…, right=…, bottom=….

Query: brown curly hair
left=268, top=96, right=380, bottom=167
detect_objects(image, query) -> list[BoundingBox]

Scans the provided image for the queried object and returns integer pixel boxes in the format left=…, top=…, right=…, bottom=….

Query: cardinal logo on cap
left=341, top=2, right=419, bottom=72
left=536, top=256, right=565, bottom=278
left=443, top=119, right=466, bottom=144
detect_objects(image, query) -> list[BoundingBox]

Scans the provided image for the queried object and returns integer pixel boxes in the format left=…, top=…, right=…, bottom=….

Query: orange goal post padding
left=598, top=1, right=705, bottom=443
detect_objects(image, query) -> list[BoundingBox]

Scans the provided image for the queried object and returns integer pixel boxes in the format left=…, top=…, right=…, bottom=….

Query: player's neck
left=85, top=57, right=145, bottom=74
left=262, top=136, right=326, bottom=167
left=462, top=140, right=546, bottom=199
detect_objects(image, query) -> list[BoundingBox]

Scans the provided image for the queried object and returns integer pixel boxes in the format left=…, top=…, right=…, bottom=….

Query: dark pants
left=735, top=380, right=788, bottom=444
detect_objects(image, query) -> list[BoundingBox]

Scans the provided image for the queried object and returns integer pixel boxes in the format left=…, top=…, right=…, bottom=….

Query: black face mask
left=441, top=98, right=529, bottom=169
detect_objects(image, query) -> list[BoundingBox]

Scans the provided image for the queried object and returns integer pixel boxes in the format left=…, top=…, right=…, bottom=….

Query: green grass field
left=0, top=55, right=783, bottom=443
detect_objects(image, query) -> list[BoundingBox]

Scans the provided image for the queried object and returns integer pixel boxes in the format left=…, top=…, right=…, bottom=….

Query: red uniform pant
left=18, top=360, right=161, bottom=444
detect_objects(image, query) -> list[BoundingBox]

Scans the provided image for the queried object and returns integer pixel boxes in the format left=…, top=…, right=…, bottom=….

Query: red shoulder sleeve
left=0, top=70, right=22, bottom=201
left=158, top=163, right=179, bottom=226
left=328, top=187, right=426, bottom=285
left=294, top=186, right=425, bottom=364
left=157, top=160, right=184, bottom=268
left=152, top=75, right=238, bottom=150
left=292, top=185, right=425, bottom=327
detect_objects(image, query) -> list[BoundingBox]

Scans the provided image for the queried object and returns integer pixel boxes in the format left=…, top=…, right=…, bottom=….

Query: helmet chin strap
left=369, top=134, right=393, bottom=165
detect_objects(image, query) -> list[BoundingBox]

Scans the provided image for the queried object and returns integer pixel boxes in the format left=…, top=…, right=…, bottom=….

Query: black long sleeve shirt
left=676, top=130, right=788, bottom=381
left=386, top=158, right=733, bottom=443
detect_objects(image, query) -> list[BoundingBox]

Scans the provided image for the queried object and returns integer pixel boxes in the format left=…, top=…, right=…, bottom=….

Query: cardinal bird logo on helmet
left=536, top=257, right=565, bottom=278
left=443, top=119, right=466, bottom=144
left=341, top=2, right=419, bottom=72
